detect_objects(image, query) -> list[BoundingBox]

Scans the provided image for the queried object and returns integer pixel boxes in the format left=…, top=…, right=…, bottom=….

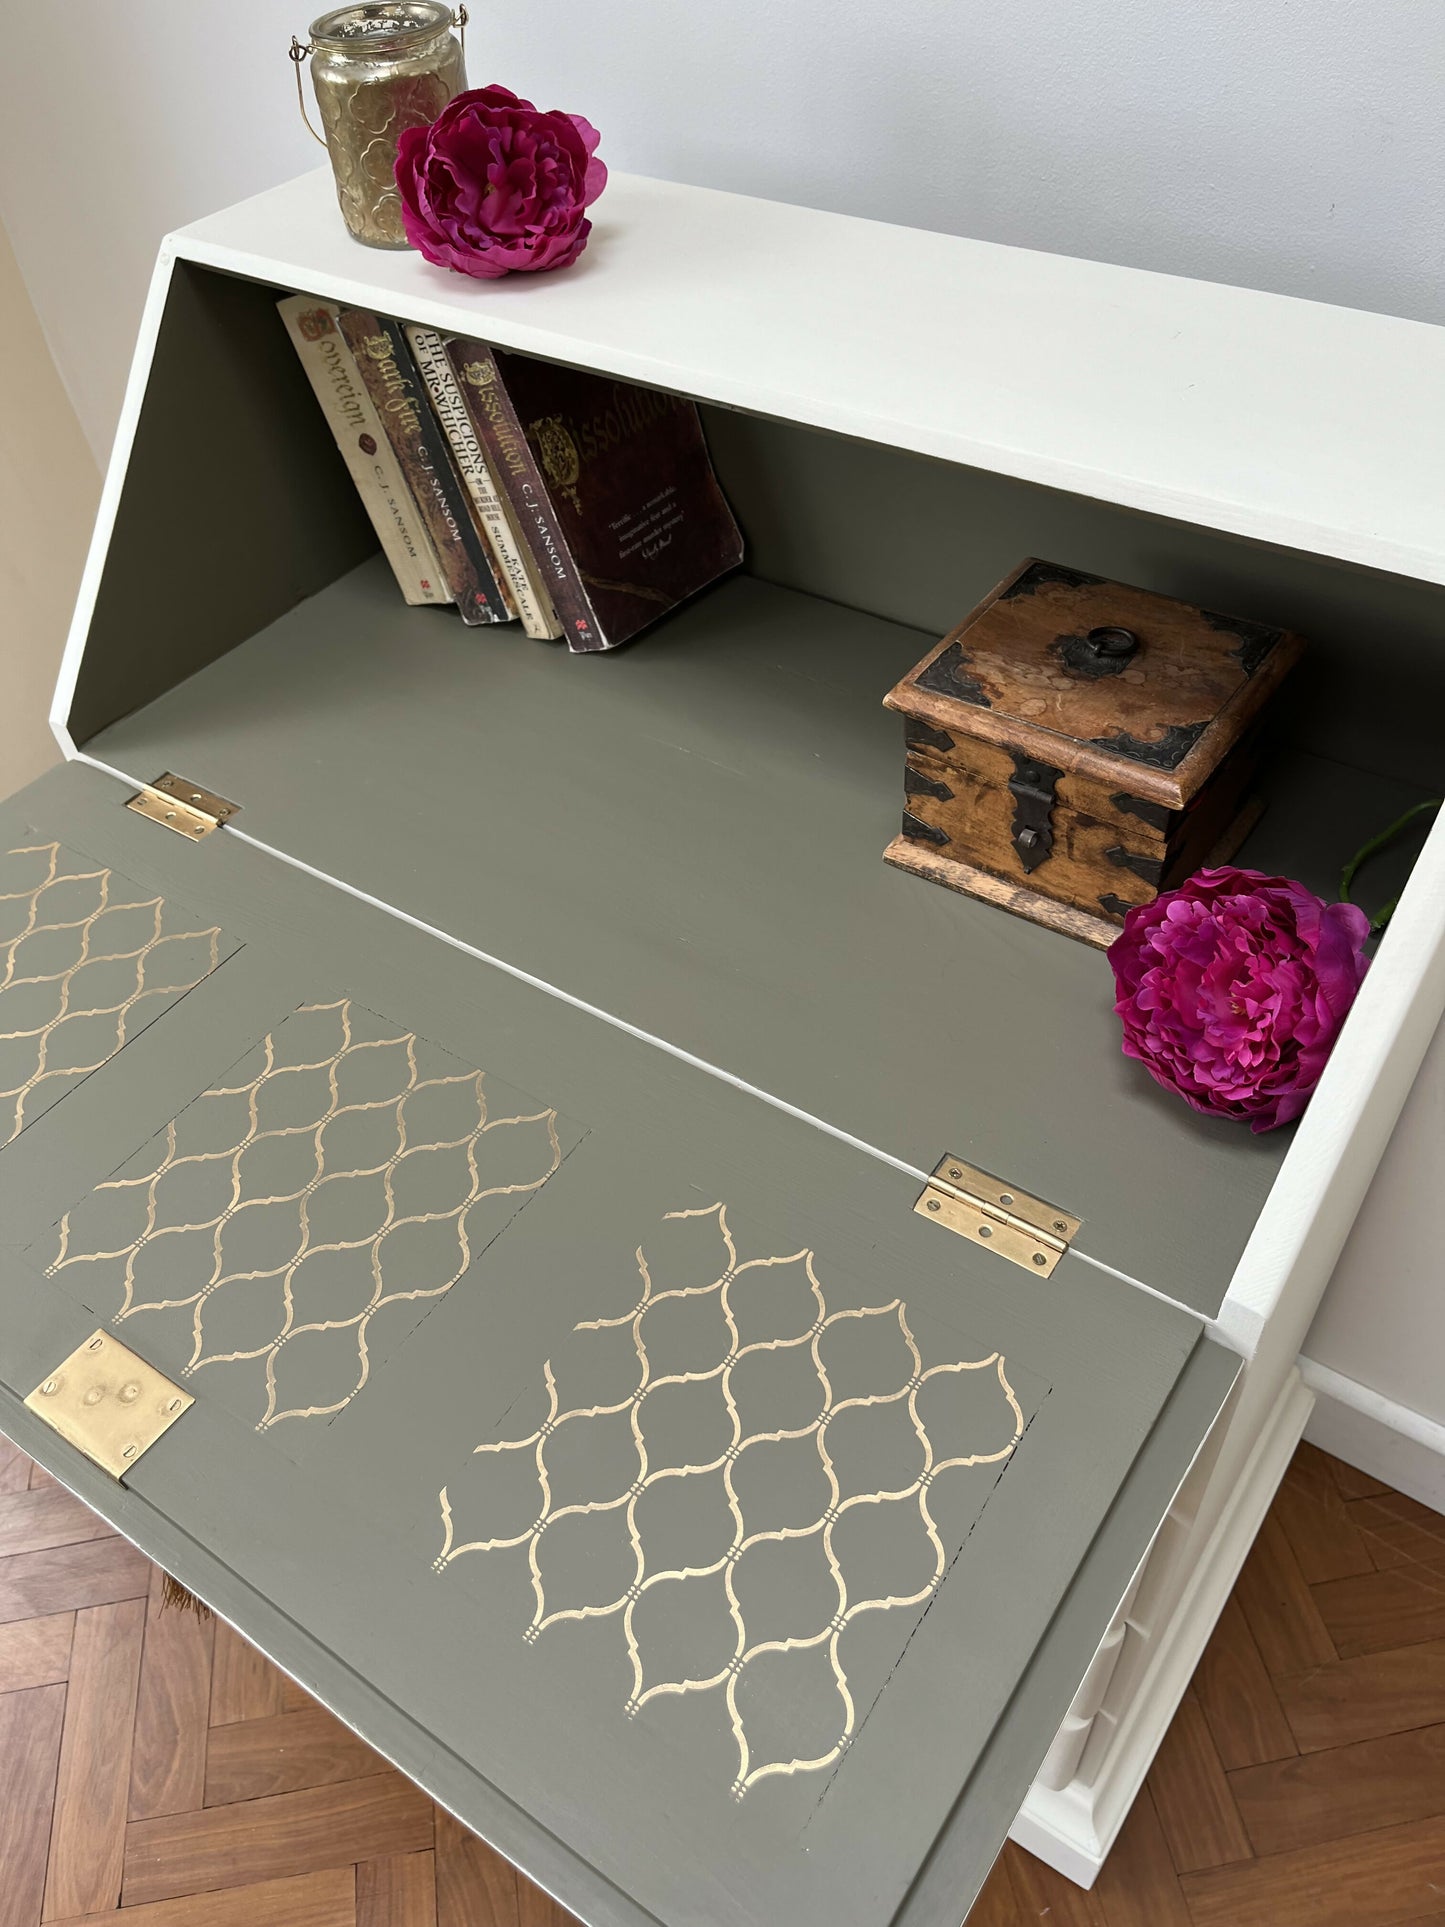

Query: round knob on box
left=1084, top=625, right=1140, bottom=663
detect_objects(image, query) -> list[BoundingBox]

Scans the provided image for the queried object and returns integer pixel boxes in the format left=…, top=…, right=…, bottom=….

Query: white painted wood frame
left=48, top=164, right=1445, bottom=1889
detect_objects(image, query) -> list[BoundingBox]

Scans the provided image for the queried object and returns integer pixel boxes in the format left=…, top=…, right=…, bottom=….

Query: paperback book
left=405, top=323, right=558, bottom=639
left=337, top=309, right=512, bottom=626
left=277, top=295, right=449, bottom=608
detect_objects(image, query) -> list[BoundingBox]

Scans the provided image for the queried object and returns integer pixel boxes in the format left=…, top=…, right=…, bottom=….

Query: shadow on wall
left=0, top=215, right=100, bottom=801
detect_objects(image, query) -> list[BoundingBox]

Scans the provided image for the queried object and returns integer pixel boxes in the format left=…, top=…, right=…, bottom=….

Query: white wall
left=0, top=1, right=1441, bottom=461
left=0, top=0, right=1440, bottom=1475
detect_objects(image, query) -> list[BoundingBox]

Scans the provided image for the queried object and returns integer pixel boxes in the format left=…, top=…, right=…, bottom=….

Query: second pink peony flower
left=1107, top=867, right=1372, bottom=1133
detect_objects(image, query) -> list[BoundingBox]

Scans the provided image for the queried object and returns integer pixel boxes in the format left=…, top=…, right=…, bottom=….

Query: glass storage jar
left=300, top=3, right=466, bottom=248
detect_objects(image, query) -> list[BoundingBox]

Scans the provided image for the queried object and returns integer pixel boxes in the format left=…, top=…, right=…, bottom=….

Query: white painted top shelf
left=173, top=166, right=1445, bottom=586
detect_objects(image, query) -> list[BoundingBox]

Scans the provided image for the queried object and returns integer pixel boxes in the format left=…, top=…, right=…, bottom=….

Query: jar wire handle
left=288, top=38, right=329, bottom=149
left=454, top=5, right=468, bottom=59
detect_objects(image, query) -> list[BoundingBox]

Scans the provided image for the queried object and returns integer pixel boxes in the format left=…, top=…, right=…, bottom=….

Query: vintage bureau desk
left=2, top=168, right=1444, bottom=1923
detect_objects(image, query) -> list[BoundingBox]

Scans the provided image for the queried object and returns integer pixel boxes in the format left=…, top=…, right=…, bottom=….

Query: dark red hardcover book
left=445, top=338, right=744, bottom=651
left=337, top=309, right=510, bottom=626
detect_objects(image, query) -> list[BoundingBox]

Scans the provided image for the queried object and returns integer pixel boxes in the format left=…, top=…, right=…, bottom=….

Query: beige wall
left=0, top=215, right=99, bottom=800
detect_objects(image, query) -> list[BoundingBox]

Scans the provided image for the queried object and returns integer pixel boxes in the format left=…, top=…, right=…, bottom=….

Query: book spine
left=405, top=324, right=563, bottom=640
left=337, top=309, right=511, bottom=626
left=276, top=296, right=450, bottom=607
left=443, top=338, right=606, bottom=651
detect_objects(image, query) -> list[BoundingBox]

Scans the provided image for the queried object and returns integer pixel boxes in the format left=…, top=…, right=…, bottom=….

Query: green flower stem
left=1339, top=798, right=1443, bottom=937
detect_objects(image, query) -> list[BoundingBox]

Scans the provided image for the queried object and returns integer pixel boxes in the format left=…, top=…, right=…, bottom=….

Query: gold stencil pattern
left=42, top=999, right=565, bottom=1431
left=0, top=841, right=225, bottom=1144
left=435, top=1202, right=1025, bottom=1797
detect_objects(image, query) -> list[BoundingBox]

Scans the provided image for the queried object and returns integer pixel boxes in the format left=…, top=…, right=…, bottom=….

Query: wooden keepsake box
left=884, top=559, right=1305, bottom=945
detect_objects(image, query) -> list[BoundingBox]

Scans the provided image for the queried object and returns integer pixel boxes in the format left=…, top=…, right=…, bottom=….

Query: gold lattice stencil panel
left=433, top=1201, right=1043, bottom=1802
left=31, top=998, right=582, bottom=1444
left=0, top=840, right=236, bottom=1145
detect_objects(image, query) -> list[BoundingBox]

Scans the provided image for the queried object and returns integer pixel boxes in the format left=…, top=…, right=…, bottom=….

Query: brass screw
left=1032, top=1253, right=1047, bottom=1267
left=1000, top=1192, right=1014, bottom=1205
left=41, top=1379, right=58, bottom=1396
left=926, top=1198, right=940, bottom=1212
left=1053, top=1219, right=1069, bottom=1233
left=948, top=1167, right=961, bottom=1180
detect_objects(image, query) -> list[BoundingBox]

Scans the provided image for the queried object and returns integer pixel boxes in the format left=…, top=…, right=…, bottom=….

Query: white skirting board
left=1299, top=1355, right=1445, bottom=1514
left=1008, top=1367, right=1314, bottom=1888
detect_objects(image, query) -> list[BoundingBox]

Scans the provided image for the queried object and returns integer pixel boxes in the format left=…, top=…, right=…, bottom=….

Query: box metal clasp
left=24, top=1331, right=193, bottom=1479
left=126, top=772, right=239, bottom=840
left=1007, top=752, right=1062, bottom=873
left=915, top=1155, right=1080, bottom=1275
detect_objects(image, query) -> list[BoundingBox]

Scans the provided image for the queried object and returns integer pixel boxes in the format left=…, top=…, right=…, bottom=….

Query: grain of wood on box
left=883, top=559, right=1303, bottom=943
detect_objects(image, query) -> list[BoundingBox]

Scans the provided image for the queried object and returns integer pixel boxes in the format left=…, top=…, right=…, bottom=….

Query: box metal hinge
left=126, top=771, right=239, bottom=840
left=24, top=1331, right=193, bottom=1479
left=915, top=1155, right=1081, bottom=1275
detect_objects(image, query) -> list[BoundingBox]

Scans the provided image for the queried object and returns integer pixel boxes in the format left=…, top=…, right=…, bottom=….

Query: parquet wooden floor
left=1, top=1432, right=1442, bottom=1926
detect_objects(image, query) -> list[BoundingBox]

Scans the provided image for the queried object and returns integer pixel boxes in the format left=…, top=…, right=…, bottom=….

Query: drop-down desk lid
left=0, top=762, right=1239, bottom=1927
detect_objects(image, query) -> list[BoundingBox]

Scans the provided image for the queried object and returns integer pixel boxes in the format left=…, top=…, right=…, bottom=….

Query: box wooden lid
left=884, top=559, right=1305, bottom=809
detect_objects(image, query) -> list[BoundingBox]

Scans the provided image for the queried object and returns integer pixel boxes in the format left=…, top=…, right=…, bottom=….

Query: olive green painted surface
left=66, top=259, right=1445, bottom=800
left=899, top=1329, right=1238, bottom=1925
left=26, top=995, right=584, bottom=1450
left=0, top=762, right=1235, bottom=1927
left=68, top=262, right=373, bottom=745
left=702, top=405, right=1445, bottom=795
left=87, top=560, right=1436, bottom=1316
left=0, top=834, right=237, bottom=1145
left=62, top=265, right=1445, bottom=1316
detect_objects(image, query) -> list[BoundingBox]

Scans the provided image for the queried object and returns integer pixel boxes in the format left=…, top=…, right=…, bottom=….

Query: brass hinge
left=915, top=1155, right=1081, bottom=1275
left=24, top=1331, right=193, bottom=1479
left=126, top=772, right=239, bottom=840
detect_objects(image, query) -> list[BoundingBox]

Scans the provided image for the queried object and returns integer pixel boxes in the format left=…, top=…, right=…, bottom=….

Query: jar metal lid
left=309, top=2, right=453, bottom=53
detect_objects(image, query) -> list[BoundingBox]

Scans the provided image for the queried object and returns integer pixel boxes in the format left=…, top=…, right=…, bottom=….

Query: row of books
left=278, top=295, right=744, bottom=652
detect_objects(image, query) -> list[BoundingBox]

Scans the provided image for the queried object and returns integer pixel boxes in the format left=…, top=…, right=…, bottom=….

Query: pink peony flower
left=1107, top=867, right=1371, bottom=1132
left=395, top=85, right=604, bottom=279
